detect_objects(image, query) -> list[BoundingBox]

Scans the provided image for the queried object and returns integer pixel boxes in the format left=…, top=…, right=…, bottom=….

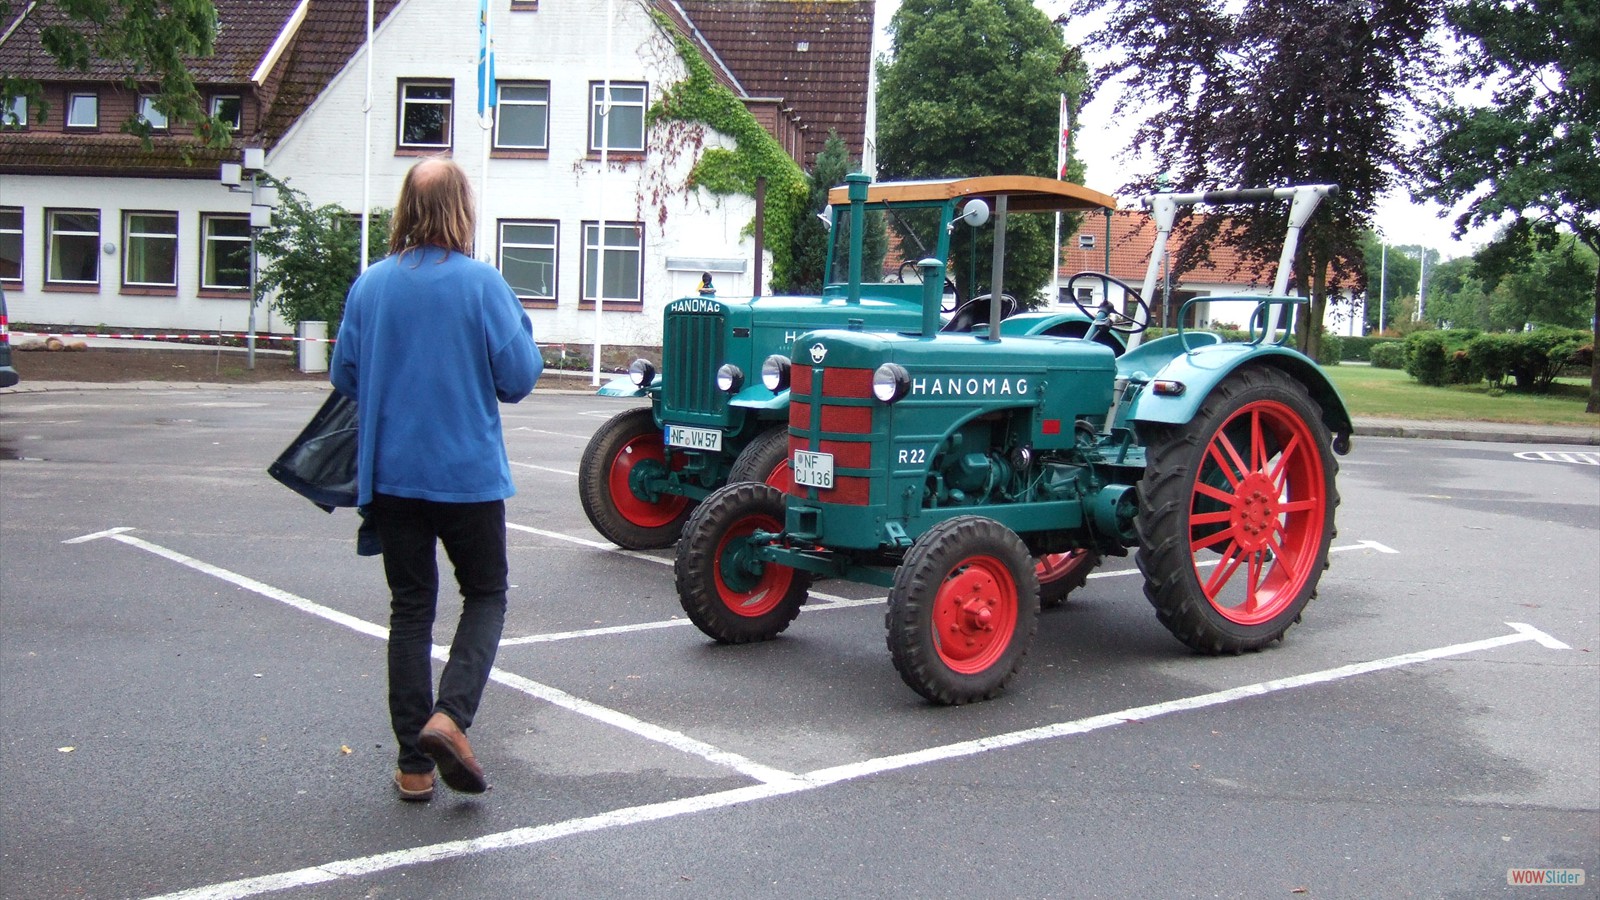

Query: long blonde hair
left=389, top=156, right=475, bottom=258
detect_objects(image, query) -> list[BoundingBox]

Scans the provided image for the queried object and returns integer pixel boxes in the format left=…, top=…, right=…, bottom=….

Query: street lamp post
left=220, top=148, right=276, bottom=368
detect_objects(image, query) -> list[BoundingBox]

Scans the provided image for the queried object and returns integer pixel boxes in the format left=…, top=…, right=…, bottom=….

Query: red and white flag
left=1057, top=94, right=1071, bottom=179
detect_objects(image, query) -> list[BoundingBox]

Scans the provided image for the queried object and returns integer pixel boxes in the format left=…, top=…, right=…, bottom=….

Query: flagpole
left=1053, top=93, right=1067, bottom=304
left=359, top=0, right=374, bottom=271
left=478, top=0, right=495, bottom=262
left=591, top=0, right=614, bottom=386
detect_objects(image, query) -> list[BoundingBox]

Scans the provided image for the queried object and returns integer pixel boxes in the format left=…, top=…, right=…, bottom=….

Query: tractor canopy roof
left=827, top=175, right=1117, bottom=215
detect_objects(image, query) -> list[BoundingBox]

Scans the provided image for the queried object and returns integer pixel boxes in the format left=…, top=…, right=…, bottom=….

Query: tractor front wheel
left=675, top=482, right=810, bottom=643
left=1136, top=366, right=1339, bottom=653
left=578, top=407, right=694, bottom=549
left=727, top=426, right=793, bottom=492
left=1036, top=549, right=1100, bottom=609
left=887, top=517, right=1039, bottom=704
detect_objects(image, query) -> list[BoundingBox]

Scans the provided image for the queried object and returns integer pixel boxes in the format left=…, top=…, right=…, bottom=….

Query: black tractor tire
left=1136, top=365, right=1339, bottom=653
left=727, top=426, right=792, bottom=490
left=578, top=406, right=695, bottom=549
left=675, top=482, right=810, bottom=643
left=886, top=516, right=1040, bottom=705
left=1036, top=549, right=1101, bottom=609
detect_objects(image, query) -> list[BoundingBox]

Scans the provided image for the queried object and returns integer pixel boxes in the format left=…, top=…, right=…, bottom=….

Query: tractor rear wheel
left=675, top=482, right=810, bottom=643
left=578, top=407, right=694, bottom=549
left=887, top=517, right=1039, bottom=704
left=1136, top=366, right=1338, bottom=653
left=727, top=426, right=793, bottom=492
left=1036, top=549, right=1100, bottom=609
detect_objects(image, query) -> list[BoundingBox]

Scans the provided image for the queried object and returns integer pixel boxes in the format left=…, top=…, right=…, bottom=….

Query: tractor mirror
left=949, top=198, right=990, bottom=233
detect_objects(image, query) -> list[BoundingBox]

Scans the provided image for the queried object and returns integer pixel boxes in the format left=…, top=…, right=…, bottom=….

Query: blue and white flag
left=477, top=0, right=497, bottom=117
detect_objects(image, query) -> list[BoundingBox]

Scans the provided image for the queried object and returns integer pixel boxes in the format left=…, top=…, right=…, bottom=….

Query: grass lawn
left=1325, top=364, right=1598, bottom=427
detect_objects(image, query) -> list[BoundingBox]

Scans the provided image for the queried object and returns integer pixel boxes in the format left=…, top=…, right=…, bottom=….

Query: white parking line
left=508, top=461, right=580, bottom=477
left=143, top=620, right=1568, bottom=900
left=69, top=529, right=794, bottom=786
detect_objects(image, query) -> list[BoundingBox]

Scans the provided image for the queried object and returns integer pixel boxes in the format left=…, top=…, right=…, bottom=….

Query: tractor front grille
left=789, top=365, right=875, bottom=505
left=662, top=312, right=726, bottom=418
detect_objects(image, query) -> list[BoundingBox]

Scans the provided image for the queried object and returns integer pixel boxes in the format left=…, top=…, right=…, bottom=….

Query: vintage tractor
left=580, top=174, right=1122, bottom=604
left=672, top=177, right=1354, bottom=704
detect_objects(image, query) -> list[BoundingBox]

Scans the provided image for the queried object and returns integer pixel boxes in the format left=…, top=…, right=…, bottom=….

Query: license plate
left=792, top=449, right=835, bottom=489
left=666, top=425, right=723, bottom=452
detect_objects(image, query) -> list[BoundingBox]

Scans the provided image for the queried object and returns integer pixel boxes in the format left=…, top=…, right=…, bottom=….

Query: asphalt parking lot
left=1, top=384, right=1596, bottom=899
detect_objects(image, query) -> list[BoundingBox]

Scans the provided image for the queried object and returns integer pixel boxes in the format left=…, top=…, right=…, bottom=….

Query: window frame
left=199, top=213, right=252, bottom=292
left=579, top=220, right=643, bottom=309
left=0, top=207, right=22, bottom=284
left=493, top=81, right=551, bottom=152
left=65, top=92, right=99, bottom=129
left=210, top=94, right=243, bottom=130
left=588, top=82, right=647, bottom=154
left=45, top=208, right=101, bottom=288
left=497, top=219, right=559, bottom=305
left=396, top=79, right=455, bottom=151
left=1078, top=234, right=1096, bottom=250
left=2, top=95, right=26, bottom=130
left=137, top=95, right=169, bottom=131
left=121, top=210, right=179, bottom=291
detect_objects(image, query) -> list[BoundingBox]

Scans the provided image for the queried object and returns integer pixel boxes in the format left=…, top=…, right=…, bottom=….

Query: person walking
left=331, top=156, right=542, bottom=801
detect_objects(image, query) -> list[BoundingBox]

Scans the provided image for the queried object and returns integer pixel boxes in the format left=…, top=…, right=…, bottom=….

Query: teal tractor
left=672, top=178, right=1354, bottom=704
left=580, top=174, right=1123, bottom=603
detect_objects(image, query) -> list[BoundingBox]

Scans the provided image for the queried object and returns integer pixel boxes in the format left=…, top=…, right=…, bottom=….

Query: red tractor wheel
left=578, top=407, right=694, bottom=549
left=887, top=517, right=1040, bottom=704
left=675, top=482, right=810, bottom=643
left=1136, top=366, right=1339, bottom=653
left=727, top=426, right=793, bottom=493
left=1036, top=549, right=1100, bottom=609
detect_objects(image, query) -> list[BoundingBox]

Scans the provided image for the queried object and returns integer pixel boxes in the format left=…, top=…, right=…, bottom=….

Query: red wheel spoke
left=1190, top=525, right=1236, bottom=553
left=1207, top=436, right=1248, bottom=487
left=1250, top=409, right=1267, bottom=472
left=1202, top=543, right=1246, bottom=599
left=1190, top=509, right=1234, bottom=527
left=1268, top=432, right=1303, bottom=489
left=1243, top=551, right=1264, bottom=613
left=1278, top=498, right=1318, bottom=514
left=1194, top=481, right=1239, bottom=507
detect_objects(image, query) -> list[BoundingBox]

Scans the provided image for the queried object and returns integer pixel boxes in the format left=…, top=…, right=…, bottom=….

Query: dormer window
left=2, top=96, right=26, bottom=130
left=138, top=96, right=169, bottom=131
left=210, top=95, right=242, bottom=130
left=66, top=93, right=98, bottom=128
left=1078, top=234, right=1096, bottom=250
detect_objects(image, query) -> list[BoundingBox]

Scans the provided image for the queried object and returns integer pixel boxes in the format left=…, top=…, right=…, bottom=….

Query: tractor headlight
left=716, top=363, right=744, bottom=394
left=760, top=355, right=791, bottom=392
left=872, top=363, right=911, bottom=403
left=628, top=358, right=657, bottom=388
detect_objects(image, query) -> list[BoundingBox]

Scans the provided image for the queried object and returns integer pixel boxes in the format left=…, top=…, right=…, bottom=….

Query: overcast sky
left=872, top=0, right=1495, bottom=258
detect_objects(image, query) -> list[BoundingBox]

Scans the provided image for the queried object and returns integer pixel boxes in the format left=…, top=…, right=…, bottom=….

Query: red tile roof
left=1060, top=210, right=1275, bottom=289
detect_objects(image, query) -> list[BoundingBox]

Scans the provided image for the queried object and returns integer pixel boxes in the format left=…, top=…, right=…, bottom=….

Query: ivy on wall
left=647, top=11, right=807, bottom=289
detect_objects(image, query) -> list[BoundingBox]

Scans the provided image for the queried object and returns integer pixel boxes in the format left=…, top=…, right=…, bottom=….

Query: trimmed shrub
left=1509, top=327, right=1591, bottom=392
left=1467, top=332, right=1518, bottom=387
left=1404, top=332, right=1451, bottom=385
left=1339, top=335, right=1403, bottom=362
left=1369, top=342, right=1405, bottom=369
left=1316, top=334, right=1343, bottom=366
left=1446, top=348, right=1481, bottom=385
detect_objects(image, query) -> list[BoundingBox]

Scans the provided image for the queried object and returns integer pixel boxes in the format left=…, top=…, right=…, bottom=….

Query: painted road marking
left=509, top=460, right=580, bottom=477
left=69, top=529, right=795, bottom=786
left=143, top=621, right=1568, bottom=900
left=1514, top=450, right=1600, bottom=466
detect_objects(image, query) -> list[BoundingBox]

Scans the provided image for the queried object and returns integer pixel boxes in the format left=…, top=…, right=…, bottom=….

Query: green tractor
left=580, top=174, right=1122, bottom=603
left=672, top=176, right=1353, bottom=704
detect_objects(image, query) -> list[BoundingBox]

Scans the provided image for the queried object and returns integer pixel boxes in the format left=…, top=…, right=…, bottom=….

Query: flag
left=477, top=0, right=497, bottom=118
left=1057, top=94, right=1070, bottom=179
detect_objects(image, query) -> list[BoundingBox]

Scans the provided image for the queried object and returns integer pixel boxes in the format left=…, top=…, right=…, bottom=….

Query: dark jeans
left=369, top=493, right=508, bottom=774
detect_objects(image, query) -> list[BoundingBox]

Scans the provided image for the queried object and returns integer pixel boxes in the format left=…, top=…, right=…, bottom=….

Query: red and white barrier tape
left=14, top=331, right=337, bottom=344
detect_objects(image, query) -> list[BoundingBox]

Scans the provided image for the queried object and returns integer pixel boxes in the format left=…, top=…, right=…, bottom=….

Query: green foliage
left=648, top=13, right=807, bottom=290
left=1480, top=232, right=1597, bottom=331
left=1466, top=332, right=1518, bottom=387
left=1338, top=335, right=1402, bottom=362
left=1315, top=334, right=1343, bottom=367
left=254, top=180, right=391, bottom=329
left=775, top=131, right=884, bottom=295
left=0, top=0, right=231, bottom=149
left=1368, top=342, right=1406, bottom=369
left=876, top=0, right=1086, bottom=305
left=1501, top=327, right=1592, bottom=393
left=1404, top=332, right=1453, bottom=386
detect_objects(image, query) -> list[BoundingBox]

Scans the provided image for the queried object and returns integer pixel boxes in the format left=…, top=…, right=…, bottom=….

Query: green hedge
left=1339, top=335, right=1402, bottom=362
left=1404, top=327, right=1590, bottom=392
left=1369, top=342, right=1405, bottom=369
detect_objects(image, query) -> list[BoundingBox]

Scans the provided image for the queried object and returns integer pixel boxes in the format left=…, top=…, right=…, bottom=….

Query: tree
left=777, top=130, right=885, bottom=295
left=0, top=0, right=229, bottom=147
left=255, top=181, right=392, bottom=331
left=1481, top=233, right=1598, bottom=332
left=875, top=0, right=1087, bottom=305
left=1358, top=231, right=1422, bottom=333
left=1416, top=0, right=1600, bottom=413
left=1076, top=0, right=1442, bottom=357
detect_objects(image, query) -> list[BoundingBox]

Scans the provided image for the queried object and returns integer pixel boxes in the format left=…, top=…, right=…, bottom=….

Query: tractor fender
left=728, top=385, right=791, bottom=412
left=595, top=373, right=658, bottom=398
left=1127, top=343, right=1354, bottom=443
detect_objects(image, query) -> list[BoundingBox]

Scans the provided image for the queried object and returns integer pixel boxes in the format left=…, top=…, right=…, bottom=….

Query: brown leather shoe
left=417, top=712, right=488, bottom=793
left=393, top=769, right=435, bottom=802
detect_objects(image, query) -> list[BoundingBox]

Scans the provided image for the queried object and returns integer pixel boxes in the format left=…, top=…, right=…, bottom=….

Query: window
left=1078, top=234, right=1096, bottom=250
left=137, top=96, right=169, bottom=131
left=66, top=93, right=98, bottom=128
left=398, top=81, right=453, bottom=149
left=589, top=82, right=645, bottom=153
left=46, top=209, right=100, bottom=285
left=2, top=96, right=26, bottom=130
left=499, top=221, right=557, bottom=301
left=494, top=82, right=549, bottom=150
left=0, top=208, right=21, bottom=282
left=201, top=214, right=251, bottom=290
left=581, top=221, right=642, bottom=306
left=123, top=212, right=178, bottom=288
left=210, top=95, right=242, bottom=130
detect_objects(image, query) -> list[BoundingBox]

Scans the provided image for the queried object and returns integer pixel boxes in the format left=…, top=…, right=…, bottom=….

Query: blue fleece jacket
left=330, top=246, right=542, bottom=506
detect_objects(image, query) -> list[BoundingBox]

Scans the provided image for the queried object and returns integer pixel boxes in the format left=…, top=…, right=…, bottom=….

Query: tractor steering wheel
left=942, top=293, right=1018, bottom=333
left=1064, top=272, right=1151, bottom=334
left=898, top=260, right=961, bottom=312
